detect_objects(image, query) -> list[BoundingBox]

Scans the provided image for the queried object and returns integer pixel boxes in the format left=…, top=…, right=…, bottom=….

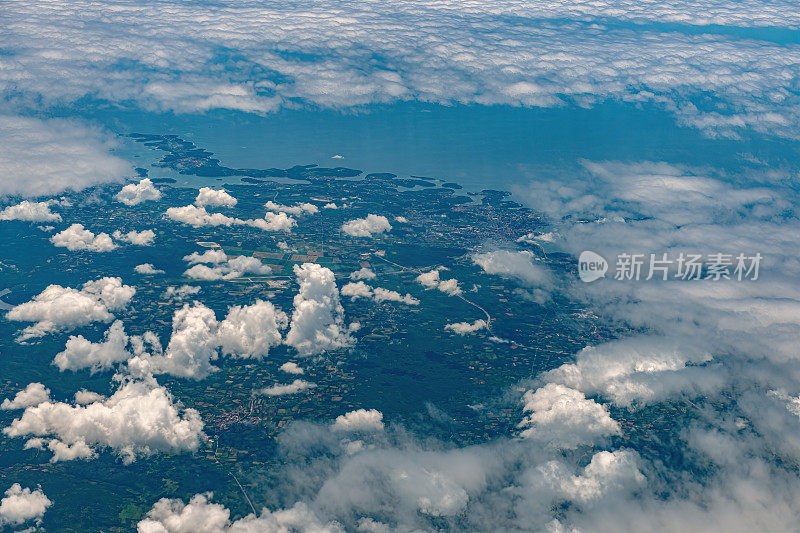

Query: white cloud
left=162, top=285, right=200, bottom=301
left=165, top=205, right=237, bottom=227
left=280, top=361, right=304, bottom=375
left=350, top=267, right=376, bottom=281
left=113, top=229, right=155, bottom=246
left=472, top=250, right=552, bottom=288
left=135, top=263, right=165, bottom=275
left=341, top=215, right=392, bottom=237
left=257, top=379, right=317, bottom=396
left=216, top=300, right=289, bottom=359
left=3, top=377, right=205, bottom=463
left=51, top=223, right=117, bottom=252
left=140, top=300, right=287, bottom=379
left=0, top=483, right=51, bottom=527
left=137, top=495, right=336, bottom=533
left=166, top=205, right=296, bottom=232
left=195, top=187, right=237, bottom=208
left=265, top=201, right=319, bottom=215
left=184, top=255, right=272, bottom=281
left=1, top=383, right=51, bottom=410
left=7, top=277, right=135, bottom=340
left=285, top=263, right=354, bottom=356
left=323, top=203, right=339, bottom=209
left=341, top=282, right=419, bottom=306
left=115, top=178, right=162, bottom=206
left=183, top=249, right=228, bottom=264
left=518, top=383, right=621, bottom=449
left=0, top=115, right=130, bottom=198
left=415, top=269, right=462, bottom=296
left=2, top=2, right=800, bottom=139
left=0, top=200, right=61, bottom=222
left=444, top=319, right=486, bottom=335
left=74, top=390, right=105, bottom=404
left=333, top=409, right=384, bottom=432
left=53, top=320, right=132, bottom=373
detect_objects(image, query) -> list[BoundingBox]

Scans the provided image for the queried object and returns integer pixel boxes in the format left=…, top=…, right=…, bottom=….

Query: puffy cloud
left=0, top=483, right=51, bottom=527
left=341, top=282, right=419, bottom=306
left=257, top=379, right=317, bottom=396
left=472, top=250, right=552, bottom=288
left=51, top=223, right=117, bottom=252
left=165, top=205, right=237, bottom=228
left=0, top=115, right=130, bottom=198
left=285, top=263, right=354, bottom=356
left=184, top=255, right=272, bottom=281
left=183, top=249, right=228, bottom=264
left=0, top=200, right=61, bottom=222
left=113, top=229, right=155, bottom=246
left=518, top=384, right=621, bottom=449
left=444, top=319, right=486, bottom=335
left=7, top=277, right=135, bottom=340
left=137, top=494, right=337, bottom=533
left=115, top=178, right=162, bottom=206
left=1, top=383, right=51, bottom=410
left=53, top=320, right=132, bottom=373
left=3, top=1, right=800, bottom=139
left=141, top=300, right=287, bottom=379
left=135, top=263, right=165, bottom=275
left=415, top=269, right=462, bottom=296
left=350, top=267, right=376, bottom=281
left=162, top=285, right=200, bottom=301
left=280, top=361, right=304, bottom=375
left=3, top=377, right=205, bottom=463
left=166, top=205, right=296, bottom=232
left=265, top=201, right=319, bottom=215
left=74, top=390, right=105, bottom=404
left=333, top=409, right=384, bottom=432
left=341, top=215, right=392, bottom=237
left=216, top=300, right=289, bottom=359
left=195, top=187, right=237, bottom=208
left=542, top=337, right=723, bottom=407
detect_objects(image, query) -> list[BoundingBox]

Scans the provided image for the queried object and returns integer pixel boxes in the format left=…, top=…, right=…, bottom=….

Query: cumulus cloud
left=7, top=277, right=135, bottom=340
left=415, top=269, right=462, bottom=296
left=341, top=281, right=419, bottom=305
left=1, top=383, right=51, bottom=410
left=135, top=263, right=165, bottom=275
left=2, top=2, right=800, bottom=139
left=472, top=250, right=553, bottom=288
left=183, top=254, right=272, bottom=281
left=139, top=300, right=287, bottom=379
left=444, top=319, right=486, bottom=335
left=280, top=361, right=304, bottom=375
left=53, top=320, right=132, bottom=373
left=265, top=201, right=319, bottom=215
left=0, top=200, right=61, bottom=222
left=137, top=494, right=335, bottom=533
left=195, top=187, right=237, bottom=208
left=0, top=483, right=51, bottom=527
left=350, top=267, right=376, bottom=281
left=3, top=376, right=204, bottom=463
left=257, top=379, right=317, bottom=396
left=113, top=229, right=155, bottom=246
left=115, top=178, right=162, bottom=206
left=166, top=205, right=296, bottom=232
left=518, top=383, right=621, bottom=449
left=333, top=409, right=384, bottom=432
left=284, top=263, right=355, bottom=356
left=51, top=223, right=117, bottom=252
left=162, top=285, right=200, bottom=301
left=341, top=215, right=392, bottom=237
left=0, top=115, right=130, bottom=197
